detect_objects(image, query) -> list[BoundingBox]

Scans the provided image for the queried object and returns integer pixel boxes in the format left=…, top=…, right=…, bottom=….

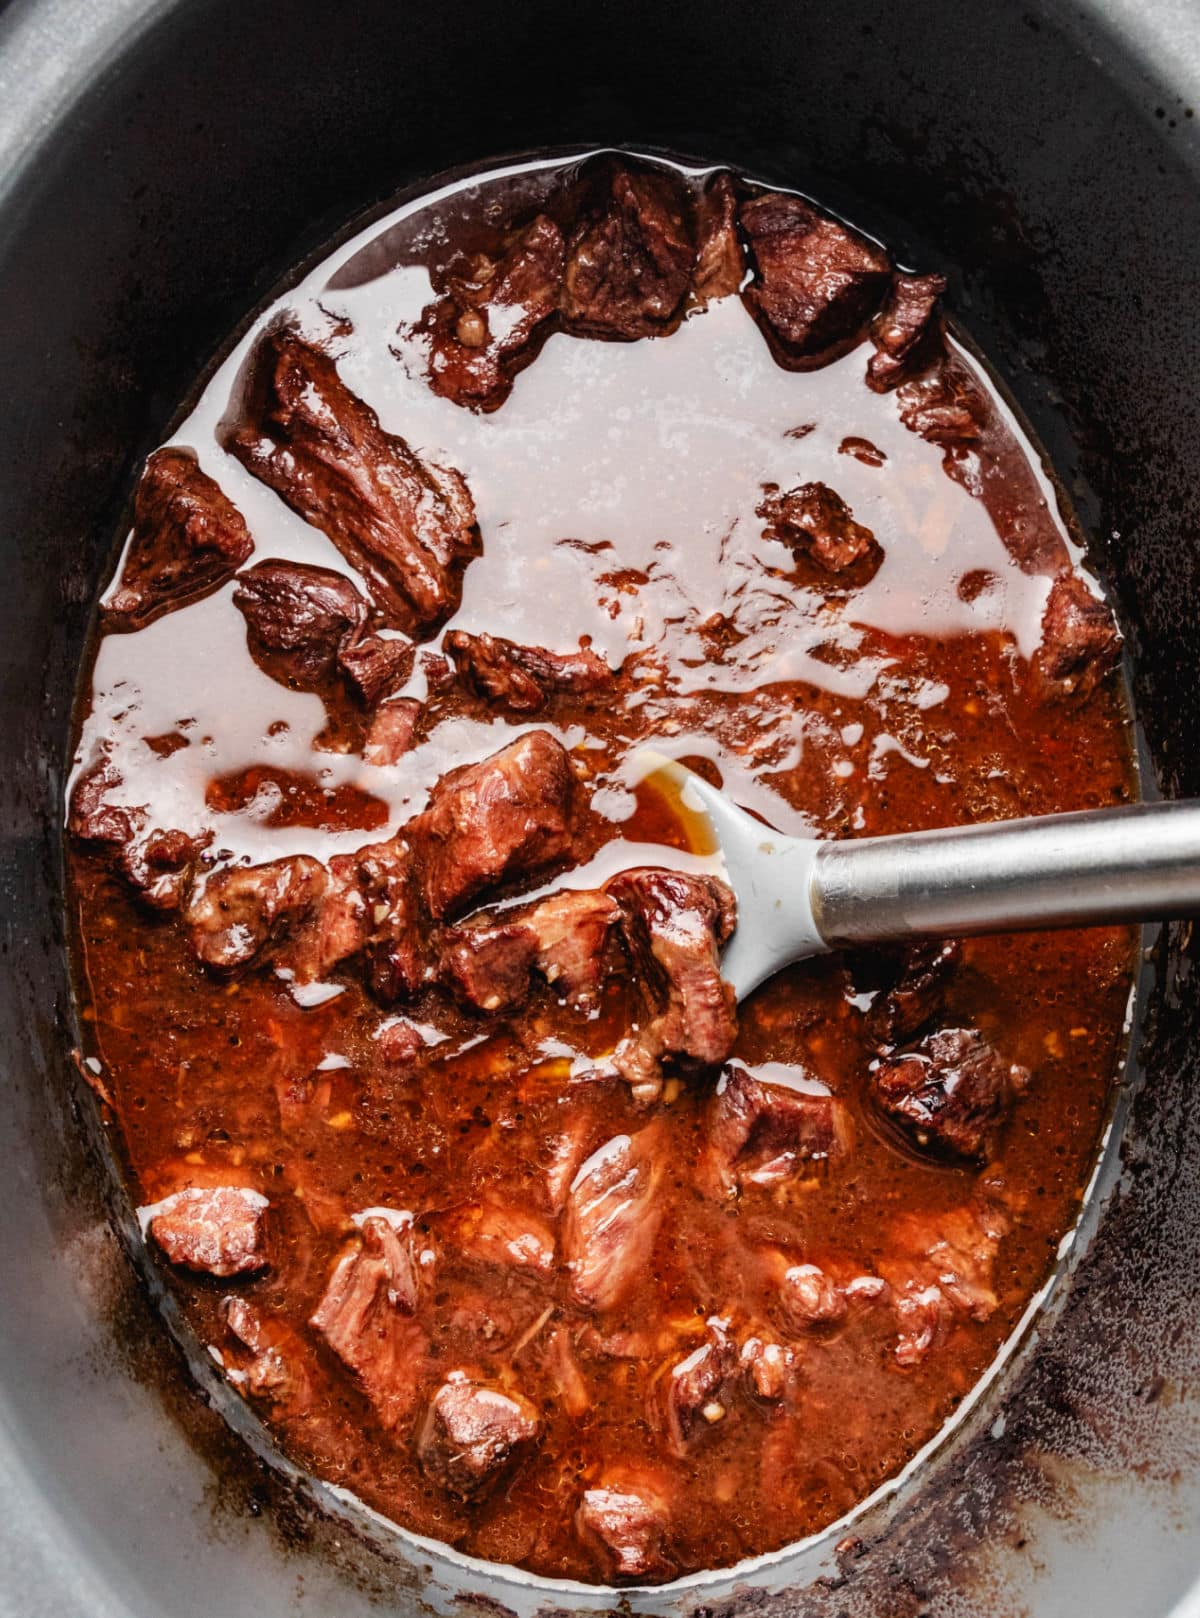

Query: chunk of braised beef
left=739, top=192, right=891, bottom=369
left=691, top=172, right=745, bottom=308
left=309, top=1213, right=426, bottom=1429
left=867, top=939, right=962, bottom=1046
left=703, top=1063, right=846, bottom=1194
left=417, top=1375, right=541, bottom=1499
left=375, top=1018, right=427, bottom=1066
left=103, top=448, right=253, bottom=631
left=866, top=271, right=947, bottom=391
left=758, top=480, right=881, bottom=575
left=576, top=1472, right=674, bottom=1583
left=146, top=1186, right=269, bottom=1277
left=408, top=730, right=578, bottom=918
left=363, top=697, right=423, bottom=765
left=606, top=869, right=737, bottom=1102
left=68, top=757, right=143, bottom=847
left=662, top=1318, right=737, bottom=1454
left=440, top=1200, right=556, bottom=1275
left=739, top=1334, right=790, bottom=1401
left=563, top=1122, right=665, bottom=1312
left=186, top=856, right=327, bottom=972
left=896, top=359, right=986, bottom=447
left=438, top=887, right=619, bottom=1013
left=226, top=328, right=479, bottom=633
left=422, top=214, right=565, bottom=411
left=777, top=1261, right=848, bottom=1333
left=234, top=559, right=368, bottom=683
left=884, top=1201, right=1007, bottom=1367
left=223, top=1296, right=313, bottom=1413
left=117, top=827, right=209, bottom=912
left=873, top=1026, right=1029, bottom=1160
left=352, top=838, right=430, bottom=1000
left=561, top=164, right=694, bottom=340
left=1030, top=570, right=1122, bottom=701
left=444, top=630, right=617, bottom=713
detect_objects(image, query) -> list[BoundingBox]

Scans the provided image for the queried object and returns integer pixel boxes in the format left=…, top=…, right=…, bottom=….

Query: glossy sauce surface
left=67, top=153, right=1135, bottom=1583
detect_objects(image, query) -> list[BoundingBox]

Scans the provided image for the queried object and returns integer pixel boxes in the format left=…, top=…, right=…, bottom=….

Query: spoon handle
left=811, top=799, right=1200, bottom=947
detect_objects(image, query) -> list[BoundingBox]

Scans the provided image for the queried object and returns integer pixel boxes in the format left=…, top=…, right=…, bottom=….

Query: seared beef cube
left=417, top=1375, right=541, bottom=1498
left=441, top=1201, right=556, bottom=1275
left=103, top=448, right=252, bottom=630
left=146, top=1186, right=269, bottom=1277
left=68, top=757, right=143, bottom=847
left=234, top=559, right=367, bottom=682
left=187, top=856, right=327, bottom=972
left=576, top=1473, right=673, bottom=1582
left=758, top=480, right=880, bottom=574
left=408, top=730, right=577, bottom=918
left=777, top=1262, right=848, bottom=1333
left=896, top=359, right=986, bottom=446
left=739, top=1335, right=790, bottom=1401
left=445, top=630, right=616, bottom=713
left=563, top=1122, right=665, bottom=1312
left=310, top=1213, right=425, bottom=1429
left=223, top=1297, right=312, bottom=1413
left=227, top=329, right=479, bottom=633
left=704, top=1063, right=845, bottom=1193
left=1031, top=571, right=1122, bottom=701
left=607, top=869, right=738, bottom=1101
left=691, top=172, right=744, bottom=308
left=363, top=697, right=422, bottom=765
left=422, top=214, right=564, bottom=411
left=117, top=827, right=208, bottom=912
left=867, top=939, right=962, bottom=1046
left=873, top=1026, right=1029, bottom=1160
left=866, top=271, right=947, bottom=391
left=438, top=918, right=538, bottom=1010
left=739, top=192, right=891, bottom=369
left=561, top=164, right=694, bottom=340
left=663, top=1318, right=737, bottom=1454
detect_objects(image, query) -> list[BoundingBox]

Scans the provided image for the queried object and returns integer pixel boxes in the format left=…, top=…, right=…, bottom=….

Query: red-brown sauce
left=66, top=152, right=1135, bottom=1584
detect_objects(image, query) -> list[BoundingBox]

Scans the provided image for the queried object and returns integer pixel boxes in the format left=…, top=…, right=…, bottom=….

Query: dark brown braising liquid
left=66, top=153, right=1136, bottom=1583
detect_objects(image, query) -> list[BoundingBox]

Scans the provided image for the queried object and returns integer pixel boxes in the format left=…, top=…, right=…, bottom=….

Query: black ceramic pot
left=1, top=1, right=1198, bottom=1613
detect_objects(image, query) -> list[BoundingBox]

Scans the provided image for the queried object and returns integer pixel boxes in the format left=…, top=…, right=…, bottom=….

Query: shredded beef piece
left=309, top=1213, right=426, bottom=1428
left=422, top=214, right=564, bottom=411
left=438, top=887, right=619, bottom=1012
left=577, top=1473, right=674, bottom=1582
left=444, top=630, right=617, bottom=713
left=363, top=698, right=422, bottom=765
left=739, top=1335, right=790, bottom=1400
left=703, top=1063, right=846, bottom=1193
left=417, top=1375, right=541, bottom=1498
left=223, top=1297, right=312, bottom=1413
left=896, top=359, right=986, bottom=446
left=867, top=940, right=962, bottom=1046
left=563, top=1123, right=665, bottom=1312
left=561, top=164, right=694, bottom=340
left=662, top=1318, right=737, bottom=1454
left=1031, top=571, right=1122, bottom=700
left=187, top=856, right=327, bottom=972
left=758, top=480, right=880, bottom=574
left=103, top=448, right=253, bottom=631
left=777, top=1262, right=848, bottom=1333
left=408, top=730, right=578, bottom=918
left=606, top=869, right=737, bottom=1101
left=147, top=1186, right=268, bottom=1277
left=226, top=329, right=478, bottom=633
left=234, top=558, right=412, bottom=703
left=739, top=193, right=891, bottom=369
left=866, top=271, right=947, bottom=391
left=441, top=1201, right=556, bottom=1275
left=873, top=1026, right=1029, bottom=1160
left=691, top=172, right=744, bottom=307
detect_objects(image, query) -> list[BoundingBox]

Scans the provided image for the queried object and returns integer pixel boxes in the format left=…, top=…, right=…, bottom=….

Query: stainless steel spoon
left=641, top=754, right=1200, bottom=1000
